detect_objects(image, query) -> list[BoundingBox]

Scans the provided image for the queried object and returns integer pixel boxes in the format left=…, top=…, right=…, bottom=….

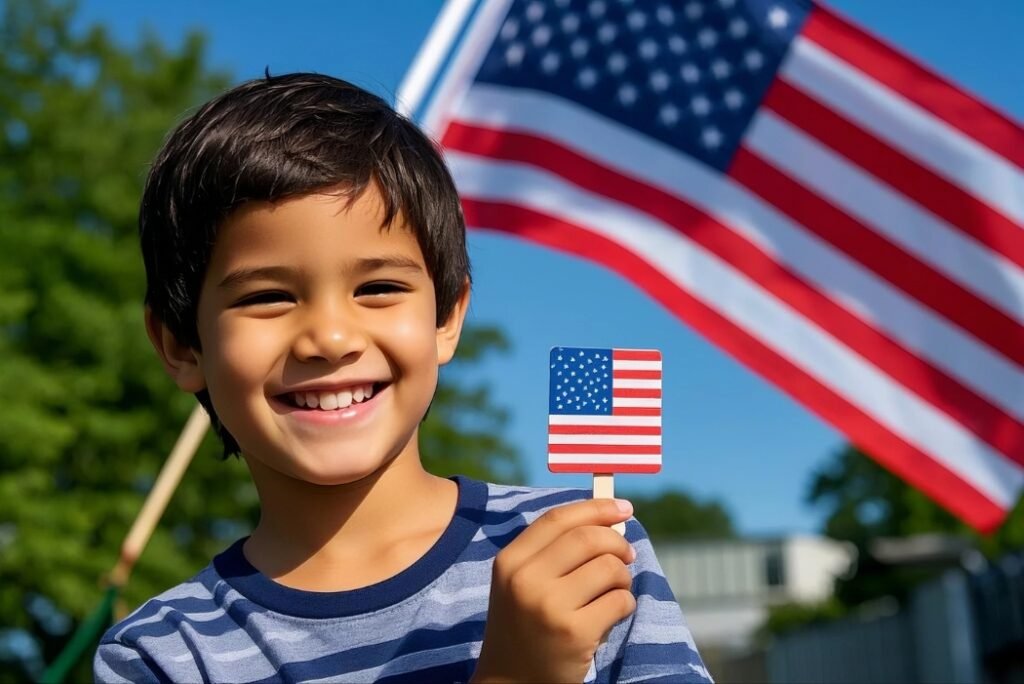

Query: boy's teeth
left=294, top=384, right=376, bottom=410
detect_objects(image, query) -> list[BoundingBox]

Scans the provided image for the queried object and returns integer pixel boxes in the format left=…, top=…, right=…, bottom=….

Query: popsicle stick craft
left=548, top=347, right=663, bottom=534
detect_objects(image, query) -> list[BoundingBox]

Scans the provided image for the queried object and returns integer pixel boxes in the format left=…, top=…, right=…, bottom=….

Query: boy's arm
left=94, top=640, right=163, bottom=684
left=596, top=520, right=714, bottom=683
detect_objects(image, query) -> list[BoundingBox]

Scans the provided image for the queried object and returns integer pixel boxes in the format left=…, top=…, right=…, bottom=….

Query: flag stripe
left=613, top=349, right=662, bottom=361
left=549, top=424, right=661, bottom=435
left=549, top=463, right=662, bottom=474
left=445, top=119, right=1024, bottom=455
left=548, top=453, right=664, bottom=462
left=613, top=379, right=662, bottom=390
left=730, top=145, right=1024, bottom=351
left=549, top=435, right=662, bottom=446
left=463, top=196, right=1012, bottom=530
left=613, top=397, right=662, bottom=408
left=549, top=415, right=662, bottom=426
left=612, top=407, right=663, bottom=416
left=801, top=7, right=1024, bottom=171
left=454, top=161, right=1024, bottom=507
left=765, top=77, right=1024, bottom=278
left=612, top=370, right=662, bottom=380
left=612, top=388, right=662, bottom=398
left=745, top=111, right=1024, bottom=341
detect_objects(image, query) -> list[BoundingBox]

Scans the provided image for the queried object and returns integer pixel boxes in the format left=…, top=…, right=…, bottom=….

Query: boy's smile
left=185, top=185, right=467, bottom=487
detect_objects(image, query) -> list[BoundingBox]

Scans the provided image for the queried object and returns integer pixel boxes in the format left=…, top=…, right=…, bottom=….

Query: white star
left=744, top=49, right=764, bottom=71
left=684, top=1, right=703, bottom=20
left=577, top=67, right=598, bottom=88
left=618, top=83, right=638, bottom=106
left=505, top=43, right=525, bottom=67
left=656, top=5, right=675, bottom=25
left=588, top=0, right=607, bottom=19
left=570, top=38, right=589, bottom=59
left=598, top=23, right=617, bottom=44
left=768, top=6, right=790, bottom=29
left=557, top=404, right=563, bottom=410
left=724, top=88, right=744, bottom=109
left=562, top=13, right=580, bottom=32
left=607, top=52, right=628, bottom=74
left=711, top=58, right=731, bottom=80
left=541, top=52, right=560, bottom=74
left=557, top=354, right=563, bottom=361
left=649, top=69, right=670, bottom=92
left=702, top=126, right=724, bottom=148
left=500, top=19, right=519, bottom=41
left=639, top=39, right=659, bottom=60
left=691, top=94, right=711, bottom=116
left=668, top=35, right=687, bottom=54
left=698, top=28, right=718, bottom=49
left=532, top=25, right=552, bottom=48
left=729, top=17, right=748, bottom=38
left=680, top=63, right=700, bottom=83
left=659, top=103, right=680, bottom=126
left=525, top=1, right=545, bottom=22
left=627, top=10, right=646, bottom=30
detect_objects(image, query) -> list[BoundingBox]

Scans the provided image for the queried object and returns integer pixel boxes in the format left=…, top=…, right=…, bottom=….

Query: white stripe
left=613, top=359, right=663, bottom=371
left=453, top=85, right=1024, bottom=423
left=614, top=379, right=662, bottom=389
left=448, top=150, right=1024, bottom=507
left=747, top=108, right=1024, bottom=328
left=613, top=397, right=662, bottom=408
left=785, top=36, right=1024, bottom=227
left=550, top=415, right=662, bottom=426
left=549, top=454, right=662, bottom=464
left=395, top=0, right=479, bottom=117
left=549, top=434, right=662, bottom=445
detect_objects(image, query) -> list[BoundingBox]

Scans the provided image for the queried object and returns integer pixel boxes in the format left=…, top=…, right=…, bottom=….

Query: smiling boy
left=94, top=73, right=711, bottom=683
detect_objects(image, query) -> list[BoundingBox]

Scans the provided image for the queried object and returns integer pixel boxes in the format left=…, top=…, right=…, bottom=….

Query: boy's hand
left=471, top=499, right=637, bottom=684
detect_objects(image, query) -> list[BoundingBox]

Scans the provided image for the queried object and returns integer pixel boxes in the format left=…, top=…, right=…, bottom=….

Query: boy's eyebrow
left=352, top=256, right=425, bottom=274
left=218, top=266, right=299, bottom=290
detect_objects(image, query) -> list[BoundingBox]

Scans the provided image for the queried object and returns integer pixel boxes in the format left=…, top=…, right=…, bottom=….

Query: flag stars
left=724, top=88, right=744, bottom=109
left=500, top=19, right=519, bottom=41
left=505, top=43, right=525, bottom=67
left=659, top=103, right=680, bottom=126
left=691, top=94, right=711, bottom=116
left=577, top=67, right=599, bottom=88
left=745, top=49, right=764, bottom=70
left=729, top=17, right=749, bottom=38
left=608, top=52, right=628, bottom=74
left=680, top=63, right=700, bottom=83
left=598, top=23, right=617, bottom=44
left=656, top=5, right=675, bottom=25
left=561, top=13, right=580, bottom=33
left=541, top=52, right=561, bottom=74
left=639, top=39, right=659, bottom=61
left=711, top=58, right=731, bottom=80
left=531, top=25, right=552, bottom=48
left=525, top=1, right=545, bottom=22
left=588, top=0, right=607, bottom=19
left=702, top=126, right=724, bottom=148
left=627, top=10, right=646, bottom=30
left=697, top=28, right=718, bottom=49
left=768, top=6, right=790, bottom=29
left=649, top=69, right=670, bottom=92
left=570, top=37, right=589, bottom=58
left=668, top=35, right=687, bottom=54
left=618, top=83, right=638, bottom=106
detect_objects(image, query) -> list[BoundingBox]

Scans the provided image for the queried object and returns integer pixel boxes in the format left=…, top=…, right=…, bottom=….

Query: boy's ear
left=144, top=306, right=207, bottom=393
left=436, top=280, right=471, bottom=366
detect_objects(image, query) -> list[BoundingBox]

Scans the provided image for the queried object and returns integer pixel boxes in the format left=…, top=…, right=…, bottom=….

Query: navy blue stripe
left=118, top=606, right=246, bottom=642
left=634, top=570, right=679, bottom=602
left=251, top=619, right=486, bottom=683
left=214, top=476, right=487, bottom=618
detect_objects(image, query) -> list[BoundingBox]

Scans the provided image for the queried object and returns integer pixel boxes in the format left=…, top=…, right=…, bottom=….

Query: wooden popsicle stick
left=108, top=404, right=210, bottom=589
left=593, top=473, right=625, bottom=535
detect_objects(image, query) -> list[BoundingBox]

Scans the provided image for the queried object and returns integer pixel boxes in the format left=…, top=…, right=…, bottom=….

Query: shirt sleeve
left=94, top=640, right=164, bottom=684
left=593, top=518, right=714, bottom=684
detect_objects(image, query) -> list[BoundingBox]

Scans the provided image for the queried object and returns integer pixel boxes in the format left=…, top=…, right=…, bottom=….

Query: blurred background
left=2, top=0, right=1023, bottom=681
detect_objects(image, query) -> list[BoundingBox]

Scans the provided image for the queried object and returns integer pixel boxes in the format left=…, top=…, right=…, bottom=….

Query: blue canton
left=474, top=0, right=811, bottom=171
left=549, top=346, right=613, bottom=415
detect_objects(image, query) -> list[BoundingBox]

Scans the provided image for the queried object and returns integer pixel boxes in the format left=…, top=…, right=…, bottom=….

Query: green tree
left=628, top=490, right=736, bottom=540
left=0, top=1, right=520, bottom=680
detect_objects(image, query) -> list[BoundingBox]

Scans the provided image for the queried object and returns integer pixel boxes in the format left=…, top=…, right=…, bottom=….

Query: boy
left=94, top=73, right=711, bottom=683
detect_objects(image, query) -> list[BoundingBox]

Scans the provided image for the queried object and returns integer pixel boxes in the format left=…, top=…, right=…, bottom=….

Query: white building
left=654, top=536, right=855, bottom=649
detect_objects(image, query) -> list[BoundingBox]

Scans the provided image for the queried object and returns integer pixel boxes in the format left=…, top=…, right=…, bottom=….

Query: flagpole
left=108, top=404, right=210, bottom=590
left=395, top=0, right=477, bottom=118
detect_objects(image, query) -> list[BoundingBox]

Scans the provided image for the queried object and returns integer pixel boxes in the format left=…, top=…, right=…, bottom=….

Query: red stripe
left=613, top=349, right=661, bottom=361
left=803, top=6, right=1024, bottom=170
left=613, top=388, right=662, bottom=398
left=763, top=78, right=1024, bottom=272
left=731, top=145, right=1024, bottom=369
left=548, top=444, right=662, bottom=454
left=444, top=121, right=1024, bottom=465
left=461, top=197, right=1008, bottom=531
left=612, top=407, right=662, bottom=416
left=613, top=369, right=661, bottom=379
left=549, top=463, right=662, bottom=474
left=549, top=424, right=662, bottom=435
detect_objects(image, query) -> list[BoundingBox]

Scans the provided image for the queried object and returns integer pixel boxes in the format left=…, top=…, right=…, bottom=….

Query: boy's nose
left=291, top=304, right=367, bottom=364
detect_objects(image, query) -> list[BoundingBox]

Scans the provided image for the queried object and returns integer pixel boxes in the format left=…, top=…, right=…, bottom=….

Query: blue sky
left=77, top=1, right=1024, bottom=535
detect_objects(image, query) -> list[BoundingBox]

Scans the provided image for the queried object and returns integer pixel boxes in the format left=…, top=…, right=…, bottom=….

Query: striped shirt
left=94, top=477, right=711, bottom=683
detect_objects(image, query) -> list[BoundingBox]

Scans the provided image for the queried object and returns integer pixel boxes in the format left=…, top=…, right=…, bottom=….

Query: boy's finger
left=523, top=525, right=635, bottom=580
left=498, top=499, right=633, bottom=573
left=575, top=587, right=637, bottom=638
left=555, top=552, right=634, bottom=611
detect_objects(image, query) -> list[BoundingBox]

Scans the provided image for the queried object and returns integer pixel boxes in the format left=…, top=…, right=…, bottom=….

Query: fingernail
left=615, top=499, right=633, bottom=515
left=629, top=546, right=637, bottom=562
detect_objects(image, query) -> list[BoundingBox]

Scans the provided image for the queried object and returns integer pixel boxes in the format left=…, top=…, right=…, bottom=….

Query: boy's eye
left=233, top=291, right=292, bottom=307
left=356, top=281, right=408, bottom=297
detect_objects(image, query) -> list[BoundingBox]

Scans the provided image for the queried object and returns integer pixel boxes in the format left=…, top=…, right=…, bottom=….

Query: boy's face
left=163, top=185, right=466, bottom=486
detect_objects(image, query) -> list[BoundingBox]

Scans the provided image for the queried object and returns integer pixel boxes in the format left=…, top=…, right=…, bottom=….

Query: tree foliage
left=0, top=1, right=519, bottom=679
left=628, top=489, right=736, bottom=540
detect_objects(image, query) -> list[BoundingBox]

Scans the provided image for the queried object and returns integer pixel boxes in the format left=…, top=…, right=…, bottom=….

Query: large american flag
left=548, top=347, right=663, bottom=473
left=400, top=0, right=1024, bottom=531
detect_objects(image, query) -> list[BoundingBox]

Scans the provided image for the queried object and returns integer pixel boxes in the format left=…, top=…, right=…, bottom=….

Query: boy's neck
left=240, top=448, right=458, bottom=592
